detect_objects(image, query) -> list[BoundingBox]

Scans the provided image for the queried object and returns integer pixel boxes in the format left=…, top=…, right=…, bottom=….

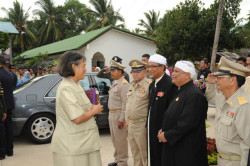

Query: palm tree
left=86, top=0, right=124, bottom=31
left=138, top=10, right=160, bottom=37
left=33, top=0, right=65, bottom=45
left=1, top=0, right=37, bottom=52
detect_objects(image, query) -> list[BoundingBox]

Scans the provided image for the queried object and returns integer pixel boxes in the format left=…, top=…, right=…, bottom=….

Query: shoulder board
left=237, top=96, right=248, bottom=105
left=146, top=79, right=152, bottom=84
left=122, top=79, right=128, bottom=84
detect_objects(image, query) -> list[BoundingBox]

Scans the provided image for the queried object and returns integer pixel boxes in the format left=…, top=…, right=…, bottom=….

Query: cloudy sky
left=0, top=0, right=249, bottom=30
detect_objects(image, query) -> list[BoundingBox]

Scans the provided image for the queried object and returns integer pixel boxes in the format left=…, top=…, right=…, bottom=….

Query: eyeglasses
left=147, top=65, right=162, bottom=69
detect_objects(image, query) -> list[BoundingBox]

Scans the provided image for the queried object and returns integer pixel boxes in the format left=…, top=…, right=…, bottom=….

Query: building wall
left=84, top=29, right=157, bottom=74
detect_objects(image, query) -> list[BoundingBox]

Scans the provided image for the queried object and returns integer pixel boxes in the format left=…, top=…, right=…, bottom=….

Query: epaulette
left=146, top=79, right=152, bottom=84
left=237, top=96, right=248, bottom=105
left=122, top=78, right=128, bottom=84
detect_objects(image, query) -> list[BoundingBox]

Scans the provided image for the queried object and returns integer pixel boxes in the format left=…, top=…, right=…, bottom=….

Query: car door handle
left=51, top=99, right=56, bottom=103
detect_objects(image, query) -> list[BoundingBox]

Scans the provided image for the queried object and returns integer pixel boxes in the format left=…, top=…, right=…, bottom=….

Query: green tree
left=138, top=10, right=161, bottom=37
left=155, top=0, right=244, bottom=65
left=0, top=32, right=10, bottom=54
left=86, top=0, right=124, bottom=31
left=1, top=1, right=36, bottom=53
left=61, top=0, right=94, bottom=38
left=33, top=0, right=65, bottom=45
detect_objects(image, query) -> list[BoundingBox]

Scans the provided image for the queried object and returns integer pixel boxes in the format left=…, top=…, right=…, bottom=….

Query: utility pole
left=210, top=0, right=225, bottom=72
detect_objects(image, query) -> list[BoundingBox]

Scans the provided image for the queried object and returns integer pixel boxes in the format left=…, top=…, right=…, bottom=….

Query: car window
left=79, top=76, right=91, bottom=90
left=14, top=75, right=47, bottom=94
left=46, top=80, right=62, bottom=97
left=46, top=76, right=91, bottom=97
left=93, top=76, right=111, bottom=95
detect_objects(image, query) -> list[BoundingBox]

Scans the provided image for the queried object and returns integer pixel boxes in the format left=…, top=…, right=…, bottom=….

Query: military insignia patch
left=114, top=87, right=118, bottom=93
left=237, top=96, right=248, bottom=105
left=157, top=92, right=164, bottom=97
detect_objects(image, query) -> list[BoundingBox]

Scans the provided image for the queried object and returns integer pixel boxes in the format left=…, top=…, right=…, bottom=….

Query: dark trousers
left=0, top=109, right=14, bottom=156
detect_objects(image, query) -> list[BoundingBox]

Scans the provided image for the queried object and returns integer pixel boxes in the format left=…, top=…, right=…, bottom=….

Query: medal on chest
left=114, top=87, right=118, bottom=93
left=225, top=111, right=234, bottom=118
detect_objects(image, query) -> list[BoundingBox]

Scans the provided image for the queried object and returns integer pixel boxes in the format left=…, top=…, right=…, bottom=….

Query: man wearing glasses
left=146, top=54, right=177, bottom=166
left=206, top=56, right=250, bottom=166
left=125, top=60, right=151, bottom=166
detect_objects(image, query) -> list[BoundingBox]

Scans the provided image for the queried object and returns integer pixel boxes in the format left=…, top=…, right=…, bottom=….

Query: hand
left=157, top=129, right=167, bottom=143
left=207, top=73, right=217, bottom=84
left=118, top=121, right=124, bottom=129
left=105, top=66, right=110, bottom=72
left=125, top=121, right=129, bottom=129
left=92, top=104, right=103, bottom=115
left=1, top=113, right=7, bottom=121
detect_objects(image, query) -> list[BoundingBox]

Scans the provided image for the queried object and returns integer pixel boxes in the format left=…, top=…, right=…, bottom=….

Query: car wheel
left=26, top=113, right=56, bottom=144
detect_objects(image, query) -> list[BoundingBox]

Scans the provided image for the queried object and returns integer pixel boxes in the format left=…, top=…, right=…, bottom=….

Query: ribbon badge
left=226, top=111, right=234, bottom=118
left=139, top=87, right=145, bottom=93
left=157, top=92, right=165, bottom=97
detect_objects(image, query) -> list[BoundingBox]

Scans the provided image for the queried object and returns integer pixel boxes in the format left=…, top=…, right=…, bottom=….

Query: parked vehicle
left=13, top=73, right=111, bottom=144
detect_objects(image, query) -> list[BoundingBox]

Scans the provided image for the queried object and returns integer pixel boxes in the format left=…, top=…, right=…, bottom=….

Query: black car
left=13, top=73, right=111, bottom=144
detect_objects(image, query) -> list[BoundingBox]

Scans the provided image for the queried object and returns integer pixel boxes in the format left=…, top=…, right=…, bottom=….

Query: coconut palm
left=33, top=0, right=65, bottom=45
left=1, top=0, right=36, bottom=52
left=86, top=0, right=124, bottom=31
left=138, top=10, right=161, bottom=37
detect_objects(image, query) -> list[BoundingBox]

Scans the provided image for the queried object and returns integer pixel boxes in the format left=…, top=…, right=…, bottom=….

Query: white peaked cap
left=148, top=54, right=166, bottom=66
left=175, top=60, right=196, bottom=79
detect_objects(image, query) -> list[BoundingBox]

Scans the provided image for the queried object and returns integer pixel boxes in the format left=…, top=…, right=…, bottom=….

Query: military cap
left=110, top=60, right=125, bottom=70
left=129, top=59, right=147, bottom=71
left=215, top=56, right=250, bottom=77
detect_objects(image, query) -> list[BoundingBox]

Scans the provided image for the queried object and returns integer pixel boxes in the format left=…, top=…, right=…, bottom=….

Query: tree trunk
left=210, top=0, right=225, bottom=72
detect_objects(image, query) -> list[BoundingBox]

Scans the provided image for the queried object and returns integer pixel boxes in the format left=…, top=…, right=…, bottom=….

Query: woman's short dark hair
left=57, top=51, right=86, bottom=77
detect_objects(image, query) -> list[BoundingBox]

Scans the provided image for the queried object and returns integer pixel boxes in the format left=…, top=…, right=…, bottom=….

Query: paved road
left=0, top=108, right=215, bottom=166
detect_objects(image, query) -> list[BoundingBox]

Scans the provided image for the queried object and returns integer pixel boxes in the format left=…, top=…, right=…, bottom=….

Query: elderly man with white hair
left=157, top=60, right=208, bottom=166
left=146, top=54, right=177, bottom=166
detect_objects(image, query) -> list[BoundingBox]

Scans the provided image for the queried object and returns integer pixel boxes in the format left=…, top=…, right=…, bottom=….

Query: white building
left=21, top=26, right=157, bottom=74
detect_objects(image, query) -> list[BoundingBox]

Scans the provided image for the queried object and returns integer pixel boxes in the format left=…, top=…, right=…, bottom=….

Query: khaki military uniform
left=206, top=83, right=250, bottom=166
left=51, top=78, right=102, bottom=166
left=242, top=76, right=250, bottom=95
left=108, top=76, right=129, bottom=166
left=126, top=76, right=151, bottom=166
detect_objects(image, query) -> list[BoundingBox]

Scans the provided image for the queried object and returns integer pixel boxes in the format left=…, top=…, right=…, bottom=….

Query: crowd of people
left=1, top=52, right=250, bottom=166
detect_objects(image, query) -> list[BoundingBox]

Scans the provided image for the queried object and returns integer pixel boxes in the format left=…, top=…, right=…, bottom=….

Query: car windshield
left=14, top=75, right=47, bottom=94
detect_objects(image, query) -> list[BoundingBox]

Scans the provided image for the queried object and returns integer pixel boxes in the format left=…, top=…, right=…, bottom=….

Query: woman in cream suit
left=51, top=51, right=103, bottom=166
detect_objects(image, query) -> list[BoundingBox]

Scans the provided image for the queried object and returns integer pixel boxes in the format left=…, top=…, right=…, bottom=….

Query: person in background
left=236, top=57, right=247, bottom=66
left=17, top=67, right=24, bottom=83
left=142, top=54, right=150, bottom=78
left=142, top=54, right=150, bottom=63
left=158, top=60, right=208, bottom=166
left=205, top=56, right=250, bottom=166
left=97, top=56, right=130, bottom=82
left=95, top=67, right=101, bottom=72
left=4, top=63, right=18, bottom=87
left=49, top=65, right=57, bottom=74
left=51, top=51, right=103, bottom=166
left=108, top=60, right=129, bottom=166
left=28, top=68, right=35, bottom=78
left=36, top=67, right=44, bottom=76
left=0, top=81, right=7, bottom=160
left=21, top=71, right=31, bottom=84
left=126, top=60, right=151, bottom=166
left=242, top=54, right=250, bottom=95
left=146, top=54, right=177, bottom=166
left=0, top=56, right=15, bottom=160
left=196, top=58, right=211, bottom=93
